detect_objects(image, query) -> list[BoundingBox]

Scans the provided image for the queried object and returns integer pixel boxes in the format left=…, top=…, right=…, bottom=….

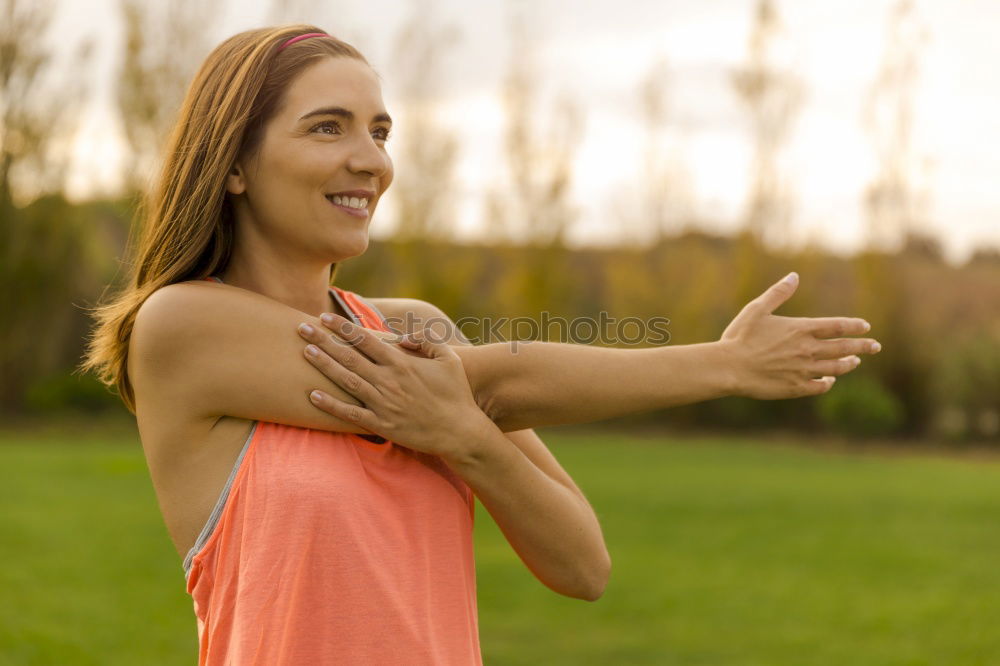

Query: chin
left=333, top=234, right=370, bottom=260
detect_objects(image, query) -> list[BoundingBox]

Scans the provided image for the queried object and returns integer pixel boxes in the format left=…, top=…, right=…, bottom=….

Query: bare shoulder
left=131, top=278, right=309, bottom=369
left=366, top=297, right=471, bottom=346
left=130, top=281, right=217, bottom=389
left=130, top=279, right=363, bottom=432
left=132, top=279, right=262, bottom=345
left=129, top=280, right=240, bottom=398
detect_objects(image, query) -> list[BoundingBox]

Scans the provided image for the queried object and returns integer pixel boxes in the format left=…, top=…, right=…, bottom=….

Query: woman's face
left=227, top=56, right=394, bottom=263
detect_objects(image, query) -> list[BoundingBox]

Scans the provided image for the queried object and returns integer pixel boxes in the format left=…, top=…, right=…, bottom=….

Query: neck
left=220, top=237, right=336, bottom=319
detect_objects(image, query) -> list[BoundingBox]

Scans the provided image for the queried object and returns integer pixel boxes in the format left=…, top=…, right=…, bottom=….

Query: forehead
left=281, top=57, right=385, bottom=118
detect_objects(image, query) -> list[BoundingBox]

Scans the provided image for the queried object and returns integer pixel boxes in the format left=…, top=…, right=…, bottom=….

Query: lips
left=326, top=193, right=369, bottom=208
left=327, top=189, right=375, bottom=200
left=326, top=194, right=368, bottom=218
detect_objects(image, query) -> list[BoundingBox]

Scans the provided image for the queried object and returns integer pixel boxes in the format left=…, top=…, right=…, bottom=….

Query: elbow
left=583, top=549, right=612, bottom=602
left=563, top=548, right=612, bottom=602
left=475, top=377, right=510, bottom=431
left=476, top=372, right=541, bottom=433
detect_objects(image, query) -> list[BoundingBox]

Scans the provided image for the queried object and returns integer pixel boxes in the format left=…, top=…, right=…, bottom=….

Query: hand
left=296, top=313, right=493, bottom=461
left=719, top=272, right=882, bottom=399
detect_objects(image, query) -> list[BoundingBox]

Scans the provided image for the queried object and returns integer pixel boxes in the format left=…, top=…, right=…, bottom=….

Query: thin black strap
left=328, top=287, right=386, bottom=445
left=211, top=273, right=384, bottom=444
left=328, top=287, right=363, bottom=326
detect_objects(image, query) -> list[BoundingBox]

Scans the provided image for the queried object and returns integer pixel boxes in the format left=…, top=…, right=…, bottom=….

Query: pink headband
left=277, top=32, right=330, bottom=52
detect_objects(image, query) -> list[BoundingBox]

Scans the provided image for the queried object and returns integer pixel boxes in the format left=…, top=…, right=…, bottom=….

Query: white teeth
left=330, top=195, right=369, bottom=209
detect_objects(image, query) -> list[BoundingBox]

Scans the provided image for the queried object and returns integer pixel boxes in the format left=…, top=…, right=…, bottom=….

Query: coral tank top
left=183, top=279, right=480, bottom=665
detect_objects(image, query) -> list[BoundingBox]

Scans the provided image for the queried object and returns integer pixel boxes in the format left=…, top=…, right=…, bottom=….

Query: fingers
left=302, top=343, right=381, bottom=405
left=307, top=390, right=381, bottom=434
left=298, top=321, right=378, bottom=379
left=319, top=313, right=399, bottom=365
left=802, top=317, right=873, bottom=339
left=750, top=272, right=799, bottom=316
left=810, top=355, right=862, bottom=377
left=801, top=376, right=836, bottom=396
left=403, top=328, right=461, bottom=361
left=812, top=337, right=882, bottom=359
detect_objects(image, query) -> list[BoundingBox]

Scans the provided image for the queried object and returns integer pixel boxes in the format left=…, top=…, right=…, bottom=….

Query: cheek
left=268, top=139, right=329, bottom=181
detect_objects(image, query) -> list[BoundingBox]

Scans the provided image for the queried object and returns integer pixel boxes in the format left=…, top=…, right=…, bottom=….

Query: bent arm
left=130, top=280, right=373, bottom=432
left=447, top=422, right=610, bottom=600
left=372, top=300, right=610, bottom=599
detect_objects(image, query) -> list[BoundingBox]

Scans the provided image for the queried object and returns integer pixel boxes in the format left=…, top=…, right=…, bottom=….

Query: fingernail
left=782, top=272, right=798, bottom=285
left=310, top=390, right=322, bottom=402
left=320, top=313, right=334, bottom=325
left=862, top=320, right=871, bottom=332
left=298, top=323, right=314, bottom=335
left=871, top=341, right=881, bottom=353
left=851, top=355, right=861, bottom=366
left=306, top=344, right=318, bottom=356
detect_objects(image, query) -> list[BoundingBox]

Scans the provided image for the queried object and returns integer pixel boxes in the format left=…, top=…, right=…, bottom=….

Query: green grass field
left=2, top=425, right=999, bottom=665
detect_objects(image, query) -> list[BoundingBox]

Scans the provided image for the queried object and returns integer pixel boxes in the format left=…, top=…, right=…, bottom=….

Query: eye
left=373, top=126, right=392, bottom=142
left=311, top=120, right=342, bottom=135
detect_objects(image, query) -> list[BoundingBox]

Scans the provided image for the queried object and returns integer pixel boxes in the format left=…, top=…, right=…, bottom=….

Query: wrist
left=710, top=340, right=745, bottom=398
left=437, top=410, right=498, bottom=471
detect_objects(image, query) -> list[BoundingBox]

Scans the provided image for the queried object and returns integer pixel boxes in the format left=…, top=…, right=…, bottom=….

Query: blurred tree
left=266, top=0, right=325, bottom=24
left=353, top=0, right=479, bottom=320
left=386, top=0, right=461, bottom=243
left=116, top=0, right=218, bottom=197
left=637, top=56, right=694, bottom=244
left=730, top=0, right=804, bottom=252
left=815, top=372, right=905, bottom=438
left=0, top=0, right=94, bottom=412
left=484, top=6, right=583, bottom=318
left=485, top=6, right=583, bottom=248
left=930, top=326, right=1000, bottom=440
left=854, top=1, right=933, bottom=436
left=863, top=0, right=930, bottom=253
left=0, top=0, right=92, bottom=208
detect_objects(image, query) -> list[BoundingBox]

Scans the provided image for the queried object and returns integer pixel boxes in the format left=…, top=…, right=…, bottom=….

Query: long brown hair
left=80, top=25, right=371, bottom=412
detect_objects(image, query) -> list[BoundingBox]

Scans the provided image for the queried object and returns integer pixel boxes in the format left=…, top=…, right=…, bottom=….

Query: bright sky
left=56, top=0, right=1000, bottom=264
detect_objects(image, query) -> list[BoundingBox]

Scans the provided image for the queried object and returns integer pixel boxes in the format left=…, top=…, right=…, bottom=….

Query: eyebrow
left=298, top=106, right=392, bottom=125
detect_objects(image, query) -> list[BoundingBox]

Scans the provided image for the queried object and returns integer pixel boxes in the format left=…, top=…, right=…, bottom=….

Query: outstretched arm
left=298, top=272, right=880, bottom=433
left=130, top=272, right=877, bottom=436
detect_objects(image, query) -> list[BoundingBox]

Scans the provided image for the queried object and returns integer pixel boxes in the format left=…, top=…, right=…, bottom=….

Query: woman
left=81, top=25, right=880, bottom=665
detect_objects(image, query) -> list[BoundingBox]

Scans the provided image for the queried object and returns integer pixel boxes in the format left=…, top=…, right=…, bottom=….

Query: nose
left=346, top=131, right=389, bottom=177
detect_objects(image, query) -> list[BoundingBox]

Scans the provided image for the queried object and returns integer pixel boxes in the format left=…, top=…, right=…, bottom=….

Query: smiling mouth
left=325, top=195, right=370, bottom=218
left=327, top=193, right=369, bottom=208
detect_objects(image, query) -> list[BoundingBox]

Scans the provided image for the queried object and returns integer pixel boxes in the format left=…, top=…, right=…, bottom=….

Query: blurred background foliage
left=0, top=0, right=997, bottom=444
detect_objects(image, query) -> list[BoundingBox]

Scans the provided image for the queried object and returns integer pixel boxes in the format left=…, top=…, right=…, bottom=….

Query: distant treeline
left=3, top=193, right=997, bottom=443
left=4, top=0, right=994, bottom=442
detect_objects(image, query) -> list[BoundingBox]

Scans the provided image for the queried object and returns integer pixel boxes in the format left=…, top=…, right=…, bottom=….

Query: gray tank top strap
left=183, top=275, right=391, bottom=556
left=329, top=288, right=397, bottom=334
left=352, top=294, right=396, bottom=333
left=183, top=421, right=258, bottom=578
